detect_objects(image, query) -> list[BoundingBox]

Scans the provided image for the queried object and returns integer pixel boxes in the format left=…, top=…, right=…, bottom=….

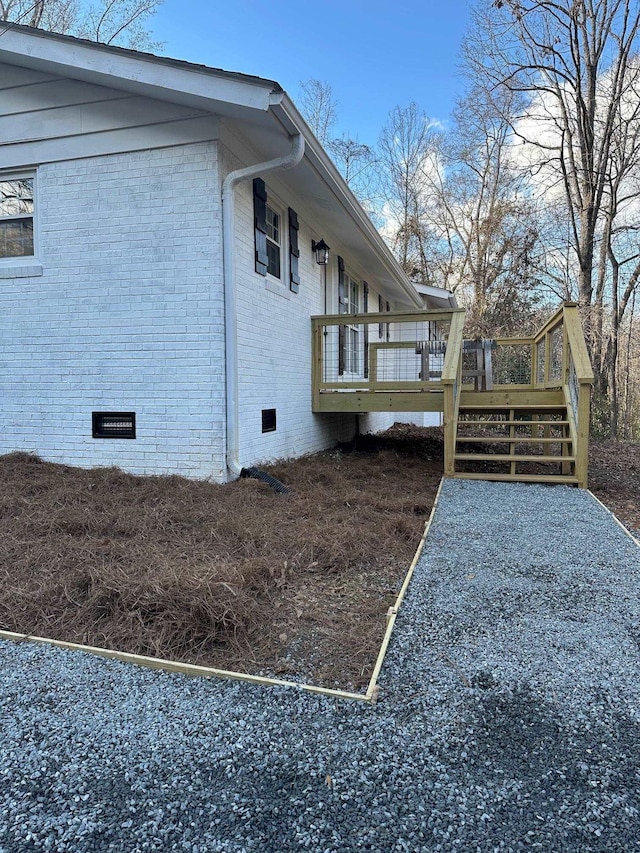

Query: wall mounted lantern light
left=311, top=238, right=330, bottom=266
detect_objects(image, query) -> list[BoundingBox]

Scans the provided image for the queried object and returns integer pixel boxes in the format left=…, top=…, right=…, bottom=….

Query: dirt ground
left=587, top=438, right=640, bottom=533
left=0, top=426, right=636, bottom=692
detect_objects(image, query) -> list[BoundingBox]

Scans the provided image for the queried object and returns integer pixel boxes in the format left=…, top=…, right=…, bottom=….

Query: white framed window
left=339, top=270, right=362, bottom=375
left=265, top=203, right=282, bottom=279
left=0, top=174, right=35, bottom=260
left=346, top=275, right=360, bottom=373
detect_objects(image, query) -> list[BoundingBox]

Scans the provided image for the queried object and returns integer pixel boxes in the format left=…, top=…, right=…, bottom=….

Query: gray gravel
left=1, top=479, right=640, bottom=852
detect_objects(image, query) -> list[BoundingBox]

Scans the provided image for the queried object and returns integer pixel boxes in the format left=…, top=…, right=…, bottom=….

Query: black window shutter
left=253, top=178, right=268, bottom=276
left=386, top=300, right=391, bottom=341
left=363, top=281, right=369, bottom=379
left=288, top=207, right=300, bottom=293
left=338, top=255, right=346, bottom=376
left=378, top=294, right=384, bottom=337
left=338, top=256, right=347, bottom=307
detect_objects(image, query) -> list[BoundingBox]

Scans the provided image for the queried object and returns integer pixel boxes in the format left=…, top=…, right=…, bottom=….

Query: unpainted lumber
left=451, top=472, right=580, bottom=484
left=0, top=629, right=369, bottom=703
left=365, top=478, right=445, bottom=702
left=586, top=491, right=640, bottom=548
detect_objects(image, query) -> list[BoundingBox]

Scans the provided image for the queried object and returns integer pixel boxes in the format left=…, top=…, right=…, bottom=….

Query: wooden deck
left=312, top=303, right=594, bottom=487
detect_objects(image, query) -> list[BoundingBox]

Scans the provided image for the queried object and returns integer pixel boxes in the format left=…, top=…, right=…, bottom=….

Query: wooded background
left=2, top=0, right=638, bottom=440
left=299, top=1, right=640, bottom=441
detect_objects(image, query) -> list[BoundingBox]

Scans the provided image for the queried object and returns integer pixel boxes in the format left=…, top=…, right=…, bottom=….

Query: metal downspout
left=221, top=133, right=305, bottom=478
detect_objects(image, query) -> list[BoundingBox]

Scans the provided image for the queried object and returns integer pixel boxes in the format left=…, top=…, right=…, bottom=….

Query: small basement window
left=92, top=412, right=136, bottom=439
left=262, top=408, right=276, bottom=433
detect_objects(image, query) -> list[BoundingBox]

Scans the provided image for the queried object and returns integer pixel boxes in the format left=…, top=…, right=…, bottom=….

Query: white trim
left=0, top=117, right=220, bottom=171
left=264, top=278, right=291, bottom=300
left=0, top=25, right=276, bottom=114
left=0, top=263, right=42, bottom=278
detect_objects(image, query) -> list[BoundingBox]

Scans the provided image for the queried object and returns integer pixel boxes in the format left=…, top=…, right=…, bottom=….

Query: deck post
left=311, top=319, right=322, bottom=412
left=443, top=383, right=455, bottom=476
left=441, top=311, right=465, bottom=476
left=563, top=305, right=594, bottom=488
left=575, top=384, right=591, bottom=488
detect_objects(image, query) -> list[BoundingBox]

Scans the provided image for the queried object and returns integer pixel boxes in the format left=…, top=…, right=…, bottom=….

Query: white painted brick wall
left=0, top=142, right=226, bottom=479
left=231, top=171, right=355, bottom=466
left=394, top=411, right=442, bottom=427
left=227, top=145, right=408, bottom=467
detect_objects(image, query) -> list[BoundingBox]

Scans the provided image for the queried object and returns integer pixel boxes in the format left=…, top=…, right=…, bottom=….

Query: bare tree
left=620, top=288, right=639, bottom=438
left=378, top=102, right=440, bottom=279
left=586, top=58, right=640, bottom=433
left=461, top=0, right=640, bottom=434
left=465, top=0, right=640, bottom=317
left=298, top=79, right=338, bottom=146
left=1, top=0, right=55, bottom=28
left=425, top=85, right=545, bottom=334
left=0, top=0, right=162, bottom=48
left=327, top=134, right=378, bottom=208
left=297, top=80, right=378, bottom=209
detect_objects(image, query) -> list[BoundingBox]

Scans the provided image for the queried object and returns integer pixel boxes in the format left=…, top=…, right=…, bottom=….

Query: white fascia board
left=414, top=282, right=458, bottom=305
left=0, top=25, right=275, bottom=113
left=270, top=95, right=423, bottom=310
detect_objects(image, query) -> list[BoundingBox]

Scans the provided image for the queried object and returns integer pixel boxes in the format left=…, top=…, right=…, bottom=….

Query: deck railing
left=312, top=301, right=593, bottom=486
left=311, top=309, right=465, bottom=412
left=484, top=302, right=594, bottom=485
left=561, top=305, right=594, bottom=486
left=442, top=312, right=465, bottom=476
left=482, top=303, right=589, bottom=391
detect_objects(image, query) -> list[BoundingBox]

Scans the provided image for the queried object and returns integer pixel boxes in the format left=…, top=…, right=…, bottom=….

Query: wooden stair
left=452, top=391, right=579, bottom=485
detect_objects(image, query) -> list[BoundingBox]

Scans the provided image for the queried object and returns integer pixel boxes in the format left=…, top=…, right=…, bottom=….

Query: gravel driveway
left=1, top=480, right=639, bottom=852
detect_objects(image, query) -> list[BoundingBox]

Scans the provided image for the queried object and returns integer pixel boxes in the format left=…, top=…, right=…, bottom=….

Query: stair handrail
left=562, top=305, right=594, bottom=386
left=562, top=304, right=594, bottom=487
left=533, top=304, right=566, bottom=344
left=443, top=311, right=465, bottom=476
left=441, top=310, right=465, bottom=385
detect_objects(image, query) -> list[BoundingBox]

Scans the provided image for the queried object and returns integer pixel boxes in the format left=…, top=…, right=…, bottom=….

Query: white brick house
left=0, top=24, right=454, bottom=481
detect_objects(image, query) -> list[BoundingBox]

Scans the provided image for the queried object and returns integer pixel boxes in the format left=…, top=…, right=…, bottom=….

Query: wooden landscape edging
left=7, top=483, right=631, bottom=704
left=0, top=480, right=446, bottom=706
left=364, top=477, right=445, bottom=703
left=0, top=629, right=368, bottom=703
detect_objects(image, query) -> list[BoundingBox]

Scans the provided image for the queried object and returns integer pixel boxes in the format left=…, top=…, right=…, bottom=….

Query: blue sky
left=152, top=0, right=473, bottom=145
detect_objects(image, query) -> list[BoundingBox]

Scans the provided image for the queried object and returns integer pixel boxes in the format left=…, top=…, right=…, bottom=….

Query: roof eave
left=0, top=23, right=422, bottom=309
left=271, top=95, right=423, bottom=310
left=0, top=22, right=278, bottom=112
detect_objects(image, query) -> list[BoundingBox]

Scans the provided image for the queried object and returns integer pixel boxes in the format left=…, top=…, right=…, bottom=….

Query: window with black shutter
left=253, top=178, right=268, bottom=276
left=265, top=205, right=282, bottom=278
left=338, top=255, right=346, bottom=376
left=363, top=281, right=369, bottom=379
left=288, top=207, right=300, bottom=293
left=378, top=294, right=384, bottom=338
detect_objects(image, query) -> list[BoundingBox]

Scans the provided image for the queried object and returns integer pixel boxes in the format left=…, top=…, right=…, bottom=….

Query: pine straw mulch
left=0, top=426, right=636, bottom=693
left=0, top=425, right=443, bottom=692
